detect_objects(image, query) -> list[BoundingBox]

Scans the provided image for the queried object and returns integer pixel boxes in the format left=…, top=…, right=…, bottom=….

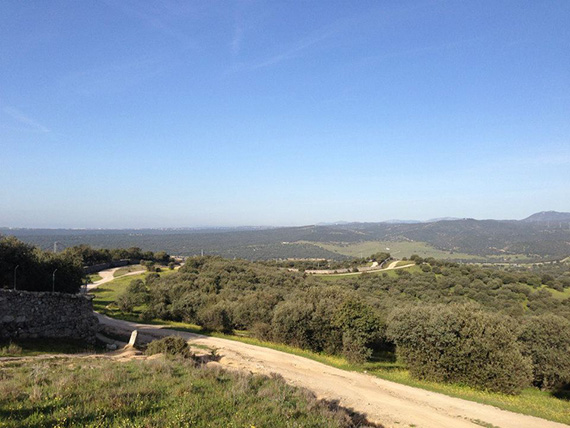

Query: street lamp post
left=52, top=269, right=58, bottom=292
left=14, top=265, right=19, bottom=290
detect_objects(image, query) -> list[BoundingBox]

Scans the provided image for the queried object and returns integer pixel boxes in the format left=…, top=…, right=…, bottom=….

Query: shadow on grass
left=553, top=385, right=570, bottom=401
left=321, top=398, right=385, bottom=428
left=0, top=338, right=103, bottom=356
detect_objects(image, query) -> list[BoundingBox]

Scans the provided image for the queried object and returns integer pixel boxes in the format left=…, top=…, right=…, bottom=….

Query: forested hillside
left=3, top=211, right=570, bottom=260
left=106, top=255, right=570, bottom=395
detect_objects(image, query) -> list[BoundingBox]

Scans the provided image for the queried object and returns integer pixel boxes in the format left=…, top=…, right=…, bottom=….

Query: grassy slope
left=0, top=357, right=354, bottom=428
left=547, top=286, right=570, bottom=300
left=112, top=264, right=144, bottom=277
left=91, top=273, right=570, bottom=425
left=316, top=265, right=420, bottom=282
left=92, top=269, right=178, bottom=316
left=308, top=240, right=532, bottom=262
left=0, top=339, right=101, bottom=357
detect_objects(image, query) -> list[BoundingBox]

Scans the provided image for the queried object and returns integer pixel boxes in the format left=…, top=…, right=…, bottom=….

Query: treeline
left=262, top=252, right=391, bottom=271
left=0, top=237, right=83, bottom=293
left=116, top=255, right=570, bottom=395
left=60, top=245, right=171, bottom=267
left=0, top=238, right=173, bottom=293
left=120, top=257, right=385, bottom=365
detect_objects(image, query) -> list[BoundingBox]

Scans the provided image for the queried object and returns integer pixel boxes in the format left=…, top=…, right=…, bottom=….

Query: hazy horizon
left=1, top=1, right=569, bottom=228
left=2, top=210, right=568, bottom=230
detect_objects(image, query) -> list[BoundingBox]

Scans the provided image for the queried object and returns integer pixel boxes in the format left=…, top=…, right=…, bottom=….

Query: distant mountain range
left=2, top=211, right=569, bottom=261
left=521, top=211, right=570, bottom=223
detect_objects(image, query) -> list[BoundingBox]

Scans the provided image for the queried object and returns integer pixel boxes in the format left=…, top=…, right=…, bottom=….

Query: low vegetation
left=0, top=339, right=100, bottom=357
left=145, top=336, right=194, bottom=359
left=94, top=255, right=570, bottom=396
left=0, top=356, right=366, bottom=427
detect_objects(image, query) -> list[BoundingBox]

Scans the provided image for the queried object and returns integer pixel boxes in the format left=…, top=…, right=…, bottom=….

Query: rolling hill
left=2, top=211, right=569, bottom=261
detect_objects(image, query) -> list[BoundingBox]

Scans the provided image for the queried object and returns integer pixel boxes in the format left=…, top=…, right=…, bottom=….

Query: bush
left=145, top=336, right=193, bottom=359
left=519, top=314, right=570, bottom=390
left=271, top=301, right=314, bottom=349
left=333, top=299, right=383, bottom=363
left=341, top=332, right=371, bottom=364
left=197, top=303, right=233, bottom=334
left=116, top=293, right=135, bottom=312
left=0, top=342, right=23, bottom=356
left=387, top=304, right=532, bottom=394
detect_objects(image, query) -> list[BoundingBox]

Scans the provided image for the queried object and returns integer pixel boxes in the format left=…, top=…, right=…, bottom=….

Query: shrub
left=271, top=301, right=314, bottom=349
left=333, top=299, right=383, bottom=362
left=116, top=293, right=135, bottom=312
left=0, top=342, right=23, bottom=356
left=341, top=332, right=372, bottom=364
left=145, top=336, right=193, bottom=359
left=386, top=304, right=532, bottom=394
left=197, top=303, right=233, bottom=334
left=519, top=314, right=570, bottom=390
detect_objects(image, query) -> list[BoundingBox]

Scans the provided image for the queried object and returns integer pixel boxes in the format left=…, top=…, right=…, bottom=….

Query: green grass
left=316, top=265, right=420, bottom=282
left=544, top=286, right=570, bottom=301
left=0, top=357, right=358, bottom=428
left=92, top=273, right=145, bottom=313
left=309, top=240, right=484, bottom=260
left=307, top=240, right=533, bottom=262
left=92, top=272, right=570, bottom=425
left=95, top=310, right=570, bottom=425
left=0, top=338, right=101, bottom=357
left=86, top=273, right=102, bottom=283
left=92, top=270, right=178, bottom=316
left=113, top=264, right=144, bottom=277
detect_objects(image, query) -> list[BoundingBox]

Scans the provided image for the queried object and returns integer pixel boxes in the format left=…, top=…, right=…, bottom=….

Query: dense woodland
left=3, top=233, right=569, bottom=396
left=4, top=213, right=570, bottom=260
left=0, top=237, right=83, bottom=293
left=0, top=237, right=171, bottom=293
left=116, top=254, right=570, bottom=395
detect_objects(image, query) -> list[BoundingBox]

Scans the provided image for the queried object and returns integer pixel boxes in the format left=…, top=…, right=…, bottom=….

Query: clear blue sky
left=1, top=1, right=569, bottom=228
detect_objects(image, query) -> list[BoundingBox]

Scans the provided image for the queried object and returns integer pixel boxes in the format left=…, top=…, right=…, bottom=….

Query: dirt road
left=97, top=314, right=568, bottom=428
left=86, top=267, right=145, bottom=291
left=304, top=260, right=413, bottom=276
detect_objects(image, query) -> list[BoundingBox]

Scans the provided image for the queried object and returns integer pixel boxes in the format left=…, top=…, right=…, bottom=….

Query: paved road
left=96, top=313, right=569, bottom=428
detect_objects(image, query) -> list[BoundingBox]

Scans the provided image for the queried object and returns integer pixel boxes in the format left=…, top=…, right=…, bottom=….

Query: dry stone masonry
left=0, top=289, right=99, bottom=343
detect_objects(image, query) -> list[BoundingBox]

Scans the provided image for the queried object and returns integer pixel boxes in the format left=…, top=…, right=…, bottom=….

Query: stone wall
left=0, top=289, right=99, bottom=343
left=83, top=259, right=134, bottom=274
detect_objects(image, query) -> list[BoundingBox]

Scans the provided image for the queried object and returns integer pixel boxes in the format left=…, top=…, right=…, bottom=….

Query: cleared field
left=305, top=240, right=533, bottom=262
left=546, top=286, right=570, bottom=301
left=306, top=240, right=482, bottom=260
left=316, top=265, right=420, bottom=282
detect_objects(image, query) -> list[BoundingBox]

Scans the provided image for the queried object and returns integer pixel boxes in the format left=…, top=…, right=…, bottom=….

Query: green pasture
left=306, top=240, right=533, bottom=262
left=92, top=269, right=177, bottom=316
left=113, top=264, right=144, bottom=277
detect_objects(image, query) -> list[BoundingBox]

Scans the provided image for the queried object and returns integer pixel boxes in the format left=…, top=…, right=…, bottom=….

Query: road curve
left=86, top=267, right=146, bottom=291
left=96, top=313, right=569, bottom=428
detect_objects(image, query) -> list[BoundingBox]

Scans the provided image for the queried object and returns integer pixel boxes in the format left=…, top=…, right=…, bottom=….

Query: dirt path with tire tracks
left=96, top=313, right=569, bottom=428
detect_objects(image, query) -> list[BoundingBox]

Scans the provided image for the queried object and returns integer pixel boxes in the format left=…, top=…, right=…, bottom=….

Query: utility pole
left=52, top=269, right=58, bottom=292
left=14, top=265, right=19, bottom=290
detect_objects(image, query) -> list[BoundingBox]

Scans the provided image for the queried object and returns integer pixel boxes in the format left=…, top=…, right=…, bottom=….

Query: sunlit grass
left=0, top=357, right=353, bottom=427
left=92, top=272, right=570, bottom=425
left=112, top=264, right=144, bottom=277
